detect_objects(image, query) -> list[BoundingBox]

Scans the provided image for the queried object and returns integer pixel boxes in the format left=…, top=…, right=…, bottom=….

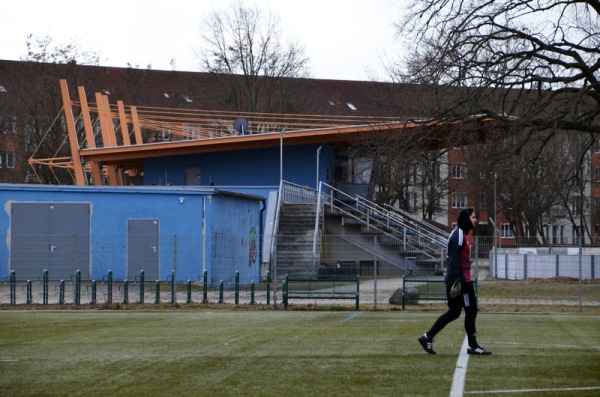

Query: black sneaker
left=467, top=346, right=492, bottom=355
left=418, top=334, right=436, bottom=354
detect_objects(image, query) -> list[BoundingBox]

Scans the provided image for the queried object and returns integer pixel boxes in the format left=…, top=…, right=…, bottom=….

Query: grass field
left=1, top=310, right=599, bottom=396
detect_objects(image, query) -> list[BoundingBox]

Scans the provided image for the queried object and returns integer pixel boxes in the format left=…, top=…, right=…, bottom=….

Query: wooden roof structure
left=28, top=79, right=501, bottom=186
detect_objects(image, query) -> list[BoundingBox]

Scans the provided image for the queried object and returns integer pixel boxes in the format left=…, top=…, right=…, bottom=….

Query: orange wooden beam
left=77, top=121, right=449, bottom=165
left=77, top=85, right=103, bottom=185
left=59, top=80, right=86, bottom=185
left=117, top=100, right=132, bottom=146
left=130, top=106, right=144, bottom=144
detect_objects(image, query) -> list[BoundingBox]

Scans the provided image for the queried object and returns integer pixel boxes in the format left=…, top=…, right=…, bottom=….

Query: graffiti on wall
left=248, top=226, right=256, bottom=266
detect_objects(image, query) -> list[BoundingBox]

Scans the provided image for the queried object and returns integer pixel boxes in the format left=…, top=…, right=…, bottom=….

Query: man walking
left=418, top=207, right=491, bottom=355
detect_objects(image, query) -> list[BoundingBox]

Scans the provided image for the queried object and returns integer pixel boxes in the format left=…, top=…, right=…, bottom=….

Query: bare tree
left=197, top=1, right=310, bottom=114
left=460, top=130, right=595, bottom=244
left=364, top=128, right=450, bottom=220
left=10, top=35, right=102, bottom=184
left=385, top=1, right=600, bottom=240
left=22, top=34, right=101, bottom=65
left=397, top=1, right=600, bottom=140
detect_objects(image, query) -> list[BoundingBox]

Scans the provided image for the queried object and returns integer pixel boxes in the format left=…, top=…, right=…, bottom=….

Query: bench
left=402, top=276, right=446, bottom=310
left=401, top=275, right=478, bottom=309
left=282, top=274, right=360, bottom=310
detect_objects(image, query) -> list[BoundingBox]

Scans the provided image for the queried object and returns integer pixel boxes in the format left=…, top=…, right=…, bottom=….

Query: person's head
left=457, top=207, right=476, bottom=233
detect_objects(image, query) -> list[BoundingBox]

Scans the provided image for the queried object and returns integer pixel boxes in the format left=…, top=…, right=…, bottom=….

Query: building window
left=572, top=196, right=583, bottom=217
left=434, top=163, right=442, bottom=184
left=155, top=130, right=171, bottom=141
left=0, top=150, right=15, bottom=169
left=1, top=116, right=16, bottom=134
left=595, top=168, right=600, bottom=182
left=573, top=225, right=585, bottom=245
left=452, top=163, right=467, bottom=179
left=183, top=123, right=201, bottom=140
left=452, top=193, right=467, bottom=208
left=501, top=223, right=513, bottom=238
left=410, top=163, right=419, bottom=184
left=477, top=193, right=486, bottom=209
left=547, top=224, right=564, bottom=245
left=409, top=192, right=418, bottom=212
left=353, top=157, right=372, bottom=184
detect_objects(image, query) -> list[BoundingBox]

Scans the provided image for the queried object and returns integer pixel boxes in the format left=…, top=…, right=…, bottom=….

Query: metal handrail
left=312, top=181, right=327, bottom=268
left=272, top=180, right=447, bottom=273
left=280, top=180, right=319, bottom=204
left=319, top=182, right=447, bottom=262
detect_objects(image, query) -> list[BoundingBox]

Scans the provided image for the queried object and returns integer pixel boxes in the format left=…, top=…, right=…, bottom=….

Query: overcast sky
left=1, top=0, right=407, bottom=81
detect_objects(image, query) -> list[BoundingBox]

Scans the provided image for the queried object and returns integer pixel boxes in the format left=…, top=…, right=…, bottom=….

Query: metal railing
left=1, top=236, right=599, bottom=310
left=315, top=182, right=446, bottom=266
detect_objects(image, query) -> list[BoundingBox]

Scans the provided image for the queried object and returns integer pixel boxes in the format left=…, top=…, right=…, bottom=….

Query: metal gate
left=10, top=202, right=91, bottom=280
left=127, top=219, right=160, bottom=281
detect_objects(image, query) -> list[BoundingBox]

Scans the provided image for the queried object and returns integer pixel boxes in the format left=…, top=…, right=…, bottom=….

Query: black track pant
left=426, top=281, right=479, bottom=348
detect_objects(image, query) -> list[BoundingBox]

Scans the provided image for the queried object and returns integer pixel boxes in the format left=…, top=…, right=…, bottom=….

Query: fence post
left=186, top=280, right=192, bottom=304
left=171, top=270, right=176, bottom=305
left=123, top=280, right=129, bottom=304
left=26, top=280, right=32, bottom=304
left=43, top=269, right=48, bottom=305
left=266, top=271, right=271, bottom=305
left=524, top=254, right=528, bottom=280
left=234, top=271, right=240, bottom=305
left=173, top=235, right=178, bottom=307
left=203, top=270, right=208, bottom=304
left=75, top=270, right=81, bottom=306
left=401, top=275, right=406, bottom=310
left=10, top=270, right=16, bottom=305
left=218, top=280, right=224, bottom=304
left=155, top=280, right=161, bottom=304
left=91, top=280, right=97, bottom=304
left=59, top=280, right=65, bottom=304
left=555, top=254, right=560, bottom=278
left=139, top=270, right=145, bottom=304
left=107, top=271, right=113, bottom=304
left=250, top=281, right=256, bottom=305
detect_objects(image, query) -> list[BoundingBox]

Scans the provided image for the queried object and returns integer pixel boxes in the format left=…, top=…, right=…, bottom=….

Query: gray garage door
left=10, top=202, right=91, bottom=280
left=127, top=219, right=160, bottom=281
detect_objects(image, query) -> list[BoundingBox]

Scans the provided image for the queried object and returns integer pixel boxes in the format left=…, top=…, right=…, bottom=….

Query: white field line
left=450, top=336, right=470, bottom=397
left=487, top=341, right=595, bottom=349
left=465, top=386, right=600, bottom=394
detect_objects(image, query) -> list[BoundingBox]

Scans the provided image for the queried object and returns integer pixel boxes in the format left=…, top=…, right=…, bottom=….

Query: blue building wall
left=0, top=185, right=263, bottom=284
left=144, top=143, right=336, bottom=189
left=208, top=195, right=262, bottom=286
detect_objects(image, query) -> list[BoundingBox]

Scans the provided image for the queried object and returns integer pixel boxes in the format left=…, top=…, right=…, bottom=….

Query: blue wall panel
left=207, top=196, right=262, bottom=286
left=144, top=144, right=335, bottom=189
left=0, top=185, right=263, bottom=283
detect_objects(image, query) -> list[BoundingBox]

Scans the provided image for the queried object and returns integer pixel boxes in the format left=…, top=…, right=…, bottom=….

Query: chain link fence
left=1, top=234, right=599, bottom=310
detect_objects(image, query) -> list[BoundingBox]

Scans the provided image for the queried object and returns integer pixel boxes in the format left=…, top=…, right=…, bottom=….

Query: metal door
left=10, top=203, right=91, bottom=280
left=127, top=219, right=159, bottom=281
left=185, top=167, right=202, bottom=186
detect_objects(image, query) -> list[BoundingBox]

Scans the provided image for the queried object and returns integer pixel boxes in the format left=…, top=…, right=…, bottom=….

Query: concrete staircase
left=273, top=203, right=319, bottom=276
left=271, top=181, right=447, bottom=279
left=324, top=208, right=444, bottom=274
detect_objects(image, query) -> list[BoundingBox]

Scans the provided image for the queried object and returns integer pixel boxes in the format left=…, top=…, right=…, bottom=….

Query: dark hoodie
left=446, top=209, right=474, bottom=285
